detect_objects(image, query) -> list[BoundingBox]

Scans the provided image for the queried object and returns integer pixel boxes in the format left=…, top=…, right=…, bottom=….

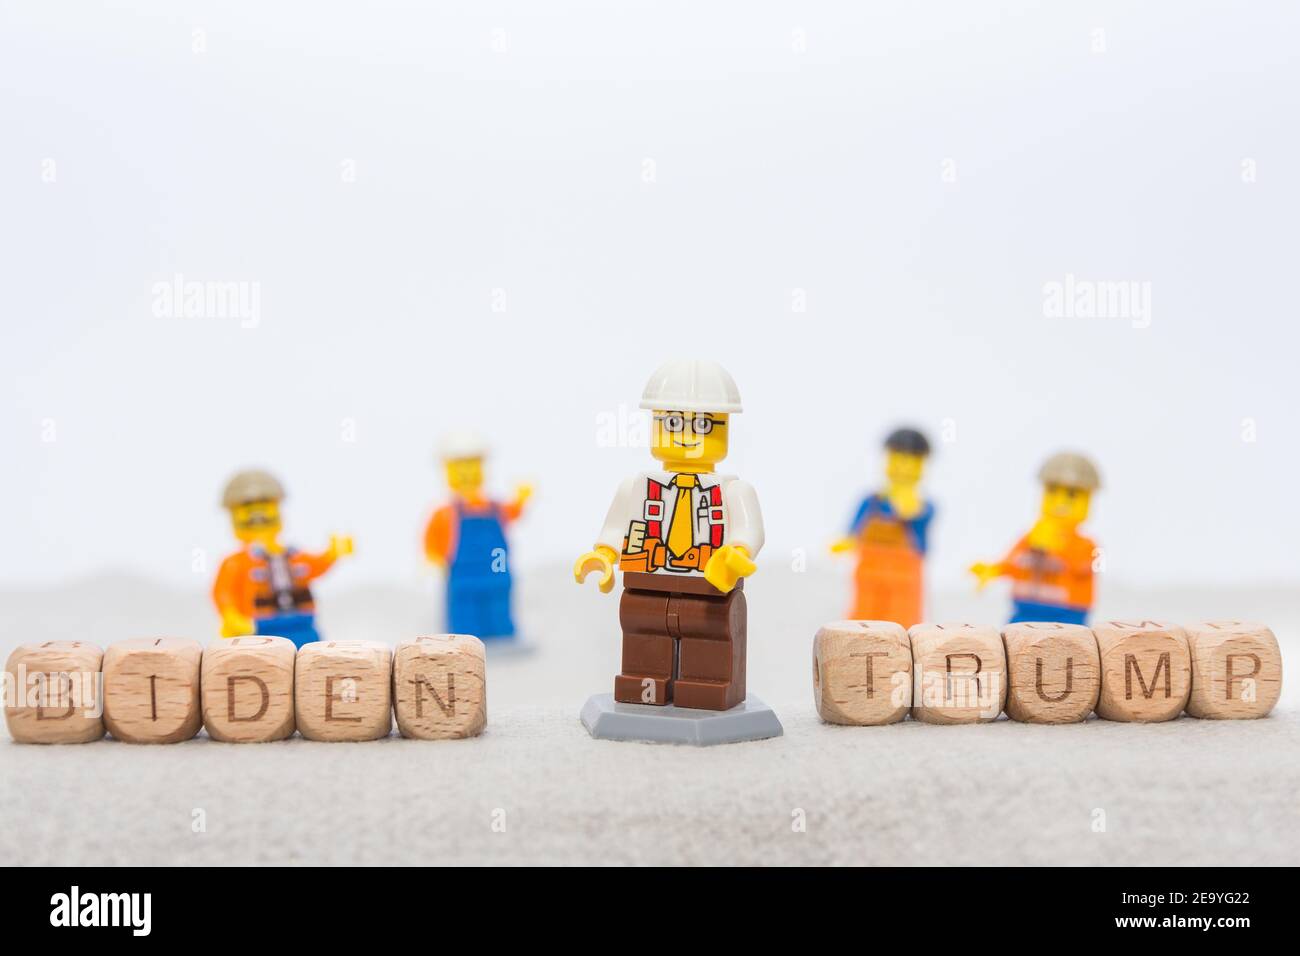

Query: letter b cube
left=4, top=641, right=105, bottom=744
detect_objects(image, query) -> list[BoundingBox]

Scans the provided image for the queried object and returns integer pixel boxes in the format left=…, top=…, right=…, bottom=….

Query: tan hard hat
left=1038, top=452, right=1101, bottom=492
left=221, top=469, right=285, bottom=509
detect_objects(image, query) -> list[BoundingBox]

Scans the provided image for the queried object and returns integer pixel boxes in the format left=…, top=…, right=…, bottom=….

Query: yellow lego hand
left=829, top=536, right=856, bottom=556
left=704, top=545, right=755, bottom=593
left=574, top=546, right=618, bottom=594
left=328, top=534, right=355, bottom=560
left=220, top=607, right=255, bottom=638
left=513, top=483, right=535, bottom=509
left=969, top=561, right=1004, bottom=591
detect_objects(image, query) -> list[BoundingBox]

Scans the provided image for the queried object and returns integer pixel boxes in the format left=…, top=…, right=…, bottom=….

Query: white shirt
left=596, top=469, right=765, bottom=565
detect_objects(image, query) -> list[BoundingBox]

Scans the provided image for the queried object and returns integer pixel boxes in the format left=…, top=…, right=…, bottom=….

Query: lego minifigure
left=212, top=469, right=353, bottom=648
left=831, top=427, right=934, bottom=628
left=574, top=359, right=764, bottom=712
left=424, top=432, right=531, bottom=640
left=969, top=452, right=1101, bottom=625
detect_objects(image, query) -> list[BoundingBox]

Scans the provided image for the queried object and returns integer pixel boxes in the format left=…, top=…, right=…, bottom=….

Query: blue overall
left=1009, top=601, right=1088, bottom=626
left=446, top=503, right=515, bottom=639
left=255, top=612, right=321, bottom=648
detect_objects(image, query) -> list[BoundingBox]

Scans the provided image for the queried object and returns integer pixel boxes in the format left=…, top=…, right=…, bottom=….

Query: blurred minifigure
left=831, top=427, right=934, bottom=628
left=970, top=452, right=1101, bottom=625
left=424, top=432, right=531, bottom=640
left=212, top=469, right=353, bottom=648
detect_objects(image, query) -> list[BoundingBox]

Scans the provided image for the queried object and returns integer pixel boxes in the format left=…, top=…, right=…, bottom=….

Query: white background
left=3, top=1, right=1297, bottom=594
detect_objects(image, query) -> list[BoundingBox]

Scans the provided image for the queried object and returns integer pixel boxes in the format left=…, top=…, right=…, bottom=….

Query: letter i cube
left=104, top=637, right=203, bottom=743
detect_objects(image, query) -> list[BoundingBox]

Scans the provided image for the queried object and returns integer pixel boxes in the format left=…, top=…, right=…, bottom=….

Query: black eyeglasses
left=654, top=413, right=724, bottom=436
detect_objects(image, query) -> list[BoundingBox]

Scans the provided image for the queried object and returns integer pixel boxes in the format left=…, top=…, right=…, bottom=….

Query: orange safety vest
left=212, top=546, right=335, bottom=620
left=1003, top=531, right=1095, bottom=610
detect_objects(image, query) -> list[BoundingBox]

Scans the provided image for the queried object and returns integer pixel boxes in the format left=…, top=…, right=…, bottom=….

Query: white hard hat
left=638, top=359, right=743, bottom=414
left=438, top=430, right=488, bottom=461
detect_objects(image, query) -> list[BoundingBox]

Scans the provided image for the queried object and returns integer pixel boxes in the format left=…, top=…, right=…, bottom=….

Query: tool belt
left=253, top=588, right=314, bottom=613
left=619, top=539, right=714, bottom=573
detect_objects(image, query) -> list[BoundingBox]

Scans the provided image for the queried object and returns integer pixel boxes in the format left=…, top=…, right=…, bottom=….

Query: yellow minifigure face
left=650, top=410, right=729, bottom=469
left=445, top=457, right=485, bottom=496
left=230, top=499, right=282, bottom=544
left=884, top=450, right=926, bottom=487
left=1040, top=483, right=1091, bottom=527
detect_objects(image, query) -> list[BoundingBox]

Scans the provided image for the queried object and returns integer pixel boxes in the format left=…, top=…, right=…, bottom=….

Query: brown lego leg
left=673, top=587, right=746, bottom=711
left=615, top=588, right=674, bottom=705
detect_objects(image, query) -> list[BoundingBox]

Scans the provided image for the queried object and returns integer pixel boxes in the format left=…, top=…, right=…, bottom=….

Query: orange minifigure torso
left=212, top=546, right=336, bottom=622
left=1002, top=530, right=1095, bottom=611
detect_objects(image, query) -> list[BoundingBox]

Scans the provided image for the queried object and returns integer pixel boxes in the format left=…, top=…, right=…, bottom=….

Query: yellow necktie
left=666, top=474, right=697, bottom=558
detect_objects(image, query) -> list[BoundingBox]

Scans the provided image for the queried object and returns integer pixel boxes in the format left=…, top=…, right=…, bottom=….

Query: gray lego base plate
left=581, top=693, right=784, bottom=746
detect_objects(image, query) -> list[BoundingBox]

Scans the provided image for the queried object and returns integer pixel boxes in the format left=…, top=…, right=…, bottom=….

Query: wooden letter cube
left=201, top=636, right=296, bottom=742
left=393, top=635, right=487, bottom=739
left=909, top=623, right=1006, bottom=724
left=812, top=621, right=912, bottom=725
left=1094, top=620, right=1191, bottom=722
left=4, top=641, right=105, bottom=744
left=1002, top=622, right=1100, bottom=724
left=103, top=637, right=203, bottom=744
left=295, top=641, right=393, bottom=742
left=1185, top=621, right=1282, bottom=719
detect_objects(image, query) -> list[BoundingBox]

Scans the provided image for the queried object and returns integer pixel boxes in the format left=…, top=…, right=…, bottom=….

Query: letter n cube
left=393, top=635, right=487, bottom=739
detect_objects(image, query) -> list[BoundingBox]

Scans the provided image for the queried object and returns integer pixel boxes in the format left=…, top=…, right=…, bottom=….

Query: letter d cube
left=201, top=636, right=296, bottom=742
